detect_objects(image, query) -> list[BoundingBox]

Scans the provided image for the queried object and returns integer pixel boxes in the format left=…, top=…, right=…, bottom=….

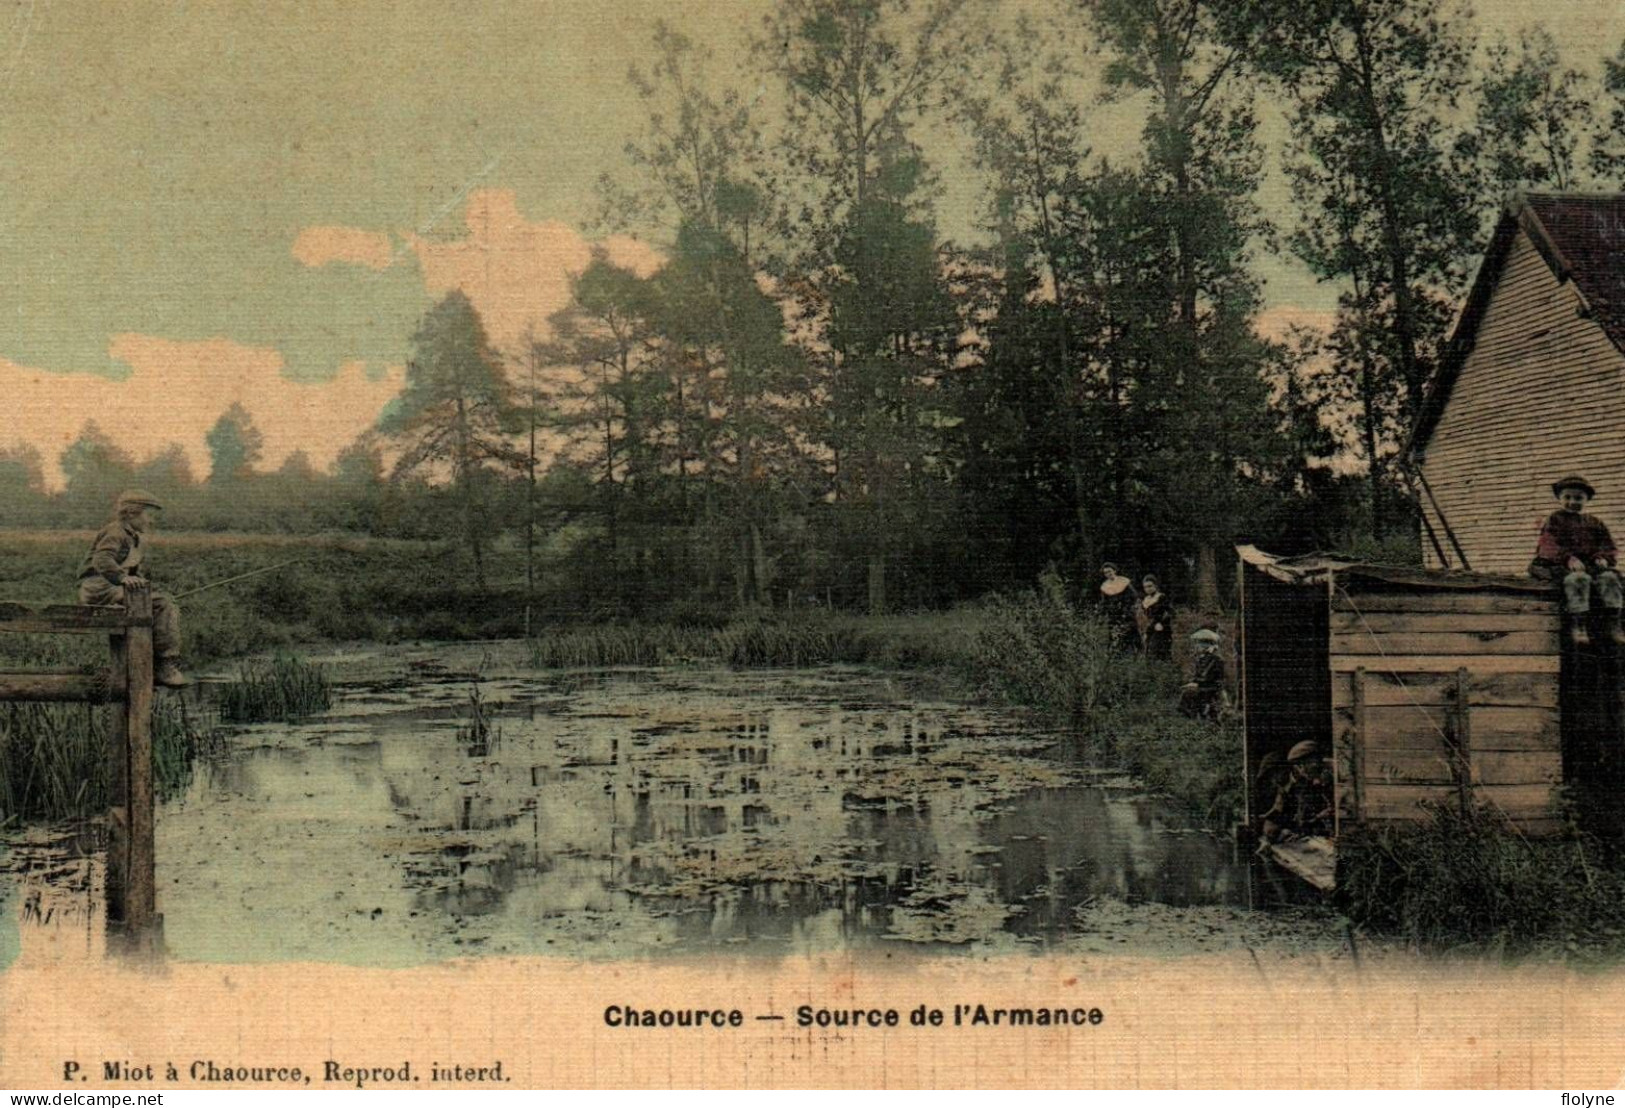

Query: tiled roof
left=1522, top=194, right=1625, bottom=353
left=1409, top=193, right=1625, bottom=458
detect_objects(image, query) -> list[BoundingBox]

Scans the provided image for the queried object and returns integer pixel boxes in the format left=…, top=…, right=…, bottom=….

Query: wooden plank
left=1331, top=653, right=1559, bottom=674
left=1355, top=749, right=1562, bottom=787
left=1329, top=611, right=1555, bottom=635
left=1363, top=783, right=1557, bottom=821
left=0, top=671, right=121, bottom=703
left=1349, top=668, right=1365, bottom=827
left=1331, top=629, right=1557, bottom=655
left=123, top=586, right=156, bottom=935
left=1331, top=670, right=1556, bottom=709
left=0, top=603, right=133, bottom=635
left=1452, top=668, right=1473, bottom=817
left=1335, top=705, right=1560, bottom=753
left=1359, top=813, right=1568, bottom=836
left=1266, top=837, right=1336, bottom=893
left=1331, top=593, right=1555, bottom=616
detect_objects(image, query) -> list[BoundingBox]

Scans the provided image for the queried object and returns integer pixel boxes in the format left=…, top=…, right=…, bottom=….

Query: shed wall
left=1329, top=582, right=1562, bottom=834
left=1420, top=230, right=1625, bottom=574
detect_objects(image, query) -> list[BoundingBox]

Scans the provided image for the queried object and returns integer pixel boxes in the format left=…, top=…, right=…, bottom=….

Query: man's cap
left=1552, top=475, right=1597, bottom=499
left=116, top=489, right=163, bottom=510
left=1190, top=628, right=1220, bottom=644
left=1287, top=740, right=1320, bottom=763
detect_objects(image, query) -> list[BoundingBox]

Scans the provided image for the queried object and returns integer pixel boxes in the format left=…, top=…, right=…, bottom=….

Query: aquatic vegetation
left=216, top=652, right=333, bottom=723
left=0, top=699, right=218, bottom=824
left=456, top=682, right=500, bottom=756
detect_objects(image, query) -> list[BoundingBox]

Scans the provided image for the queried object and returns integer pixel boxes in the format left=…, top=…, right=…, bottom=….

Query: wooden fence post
left=121, top=583, right=157, bottom=949
left=1452, top=667, right=1474, bottom=818
left=106, top=631, right=129, bottom=928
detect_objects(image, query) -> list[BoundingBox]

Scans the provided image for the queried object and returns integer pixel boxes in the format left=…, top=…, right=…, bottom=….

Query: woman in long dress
left=1139, top=574, right=1173, bottom=661
left=1098, top=564, right=1140, bottom=652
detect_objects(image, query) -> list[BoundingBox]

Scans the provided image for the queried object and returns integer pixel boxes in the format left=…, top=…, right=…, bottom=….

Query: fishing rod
left=172, top=556, right=319, bottom=601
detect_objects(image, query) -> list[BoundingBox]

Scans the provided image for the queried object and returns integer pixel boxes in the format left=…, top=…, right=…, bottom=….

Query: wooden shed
left=1410, top=193, right=1625, bottom=574
left=1237, top=547, right=1567, bottom=869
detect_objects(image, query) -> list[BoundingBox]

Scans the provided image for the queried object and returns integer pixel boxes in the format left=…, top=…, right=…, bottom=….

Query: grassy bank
left=1336, top=805, right=1625, bottom=957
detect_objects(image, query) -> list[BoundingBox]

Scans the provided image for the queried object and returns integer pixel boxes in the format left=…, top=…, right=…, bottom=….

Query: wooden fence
left=0, top=584, right=157, bottom=955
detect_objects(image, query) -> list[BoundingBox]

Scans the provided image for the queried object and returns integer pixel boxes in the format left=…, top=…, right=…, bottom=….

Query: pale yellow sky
left=0, top=0, right=1621, bottom=485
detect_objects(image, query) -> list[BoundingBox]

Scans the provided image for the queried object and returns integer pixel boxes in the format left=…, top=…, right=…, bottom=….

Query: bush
left=969, top=572, right=1127, bottom=722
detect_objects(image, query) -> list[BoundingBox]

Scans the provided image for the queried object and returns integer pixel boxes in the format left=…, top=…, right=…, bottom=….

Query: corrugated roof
left=1409, top=193, right=1625, bottom=458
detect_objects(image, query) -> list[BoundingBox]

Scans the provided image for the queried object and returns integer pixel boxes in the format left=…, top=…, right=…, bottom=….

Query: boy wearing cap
left=1530, top=475, right=1624, bottom=647
left=1179, top=628, right=1225, bottom=719
left=79, top=489, right=187, bottom=687
left=1259, top=741, right=1334, bottom=843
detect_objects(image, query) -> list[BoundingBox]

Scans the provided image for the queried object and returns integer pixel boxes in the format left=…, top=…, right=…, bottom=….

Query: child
left=1179, top=628, right=1225, bottom=719
left=1530, top=475, right=1624, bottom=646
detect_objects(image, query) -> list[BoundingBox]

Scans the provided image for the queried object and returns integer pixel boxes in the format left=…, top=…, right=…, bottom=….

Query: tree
left=537, top=254, right=664, bottom=610
left=1244, top=0, right=1482, bottom=536
left=60, top=422, right=136, bottom=519
left=1591, top=41, right=1625, bottom=184
left=1086, top=0, right=1277, bottom=606
left=758, top=0, right=978, bottom=611
left=204, top=402, right=265, bottom=484
left=1466, top=27, right=1589, bottom=198
left=379, top=290, right=518, bottom=588
left=0, top=444, right=47, bottom=525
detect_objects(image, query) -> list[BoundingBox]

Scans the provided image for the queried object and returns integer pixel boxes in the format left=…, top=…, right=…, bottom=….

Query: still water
left=1, top=660, right=1263, bottom=965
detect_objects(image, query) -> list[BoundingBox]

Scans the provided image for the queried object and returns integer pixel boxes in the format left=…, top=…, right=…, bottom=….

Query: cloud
left=406, top=189, right=663, bottom=353
left=291, top=226, right=396, bottom=271
left=0, top=338, right=405, bottom=489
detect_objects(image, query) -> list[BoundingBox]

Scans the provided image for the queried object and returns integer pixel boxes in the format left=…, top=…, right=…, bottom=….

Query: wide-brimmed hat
left=1287, top=740, right=1320, bottom=763
left=116, top=489, right=163, bottom=510
left=1552, top=475, right=1596, bottom=499
left=1190, top=628, right=1220, bottom=644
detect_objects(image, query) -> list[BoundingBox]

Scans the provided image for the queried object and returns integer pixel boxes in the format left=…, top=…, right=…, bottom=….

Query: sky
left=1, top=0, right=1621, bottom=487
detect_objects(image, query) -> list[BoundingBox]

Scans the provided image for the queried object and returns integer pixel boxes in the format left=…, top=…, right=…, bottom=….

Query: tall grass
left=0, top=699, right=218, bottom=825
left=1336, top=804, right=1625, bottom=954
left=216, top=653, right=333, bottom=723
left=525, top=612, right=980, bottom=670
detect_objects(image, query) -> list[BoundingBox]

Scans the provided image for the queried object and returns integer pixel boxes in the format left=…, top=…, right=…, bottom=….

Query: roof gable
left=1409, top=193, right=1625, bottom=458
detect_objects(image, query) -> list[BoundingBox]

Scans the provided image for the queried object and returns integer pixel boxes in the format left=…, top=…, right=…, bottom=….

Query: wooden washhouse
left=1236, top=546, right=1569, bottom=889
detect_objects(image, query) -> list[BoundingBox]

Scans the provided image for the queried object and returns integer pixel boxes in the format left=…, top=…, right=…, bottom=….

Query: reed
left=456, top=682, right=500, bottom=757
left=0, top=698, right=218, bottom=824
left=215, top=652, right=333, bottom=723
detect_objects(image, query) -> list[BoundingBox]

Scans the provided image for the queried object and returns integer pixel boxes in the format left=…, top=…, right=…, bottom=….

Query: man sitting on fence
left=79, top=489, right=188, bottom=687
left=1529, top=474, right=1625, bottom=647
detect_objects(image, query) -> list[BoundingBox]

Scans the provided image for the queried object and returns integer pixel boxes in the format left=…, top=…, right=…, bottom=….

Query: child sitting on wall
left=1530, top=475, right=1625, bottom=647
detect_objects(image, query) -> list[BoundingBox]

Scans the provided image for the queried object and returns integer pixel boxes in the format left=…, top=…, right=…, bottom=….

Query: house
left=1410, top=193, right=1625, bottom=575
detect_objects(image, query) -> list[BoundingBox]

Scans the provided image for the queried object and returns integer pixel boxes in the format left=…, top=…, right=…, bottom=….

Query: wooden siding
left=1420, top=229, right=1625, bottom=574
left=1329, top=584, right=1563, bottom=834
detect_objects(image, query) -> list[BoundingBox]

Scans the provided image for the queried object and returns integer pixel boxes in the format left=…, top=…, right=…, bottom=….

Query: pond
left=0, top=653, right=1316, bottom=966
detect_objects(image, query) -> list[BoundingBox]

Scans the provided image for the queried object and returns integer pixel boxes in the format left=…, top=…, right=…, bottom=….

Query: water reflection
left=3, top=667, right=1256, bottom=965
